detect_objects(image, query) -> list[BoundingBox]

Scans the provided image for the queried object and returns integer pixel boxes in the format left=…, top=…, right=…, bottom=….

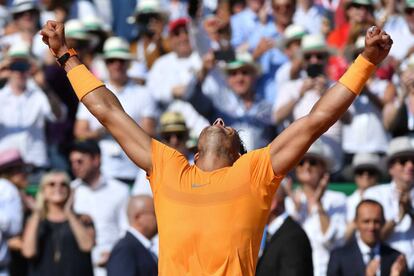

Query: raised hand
left=39, top=21, right=68, bottom=57
left=390, top=255, right=407, bottom=276
left=362, top=26, right=393, bottom=66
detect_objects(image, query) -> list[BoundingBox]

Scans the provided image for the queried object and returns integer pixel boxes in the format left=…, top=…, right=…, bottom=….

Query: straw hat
left=159, top=112, right=187, bottom=133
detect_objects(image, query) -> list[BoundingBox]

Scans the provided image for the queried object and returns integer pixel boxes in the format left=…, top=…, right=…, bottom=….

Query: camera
left=306, top=64, right=324, bottom=78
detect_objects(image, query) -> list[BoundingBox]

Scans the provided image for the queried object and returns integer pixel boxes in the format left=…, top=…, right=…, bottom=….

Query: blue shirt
left=230, top=8, right=260, bottom=47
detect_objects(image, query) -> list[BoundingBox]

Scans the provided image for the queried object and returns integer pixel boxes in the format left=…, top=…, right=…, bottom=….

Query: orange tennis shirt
left=148, top=139, right=283, bottom=275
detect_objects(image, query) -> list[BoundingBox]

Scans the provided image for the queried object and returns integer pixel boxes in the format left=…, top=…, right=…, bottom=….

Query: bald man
left=107, top=196, right=158, bottom=276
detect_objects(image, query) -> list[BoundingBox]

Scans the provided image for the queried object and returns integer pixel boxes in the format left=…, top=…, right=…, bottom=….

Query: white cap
left=103, top=37, right=133, bottom=60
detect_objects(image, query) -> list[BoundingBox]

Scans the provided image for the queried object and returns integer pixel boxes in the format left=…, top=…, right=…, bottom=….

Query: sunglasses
left=273, top=3, right=293, bottom=11
left=162, top=132, right=186, bottom=141
left=298, top=157, right=322, bottom=166
left=304, top=53, right=327, bottom=61
left=9, top=61, right=31, bottom=72
left=105, top=59, right=127, bottom=64
left=349, top=3, right=373, bottom=10
left=47, top=181, right=68, bottom=188
left=405, top=8, right=414, bottom=15
left=171, top=27, right=188, bottom=37
left=393, top=156, right=414, bottom=166
left=228, top=69, right=251, bottom=77
left=355, top=168, right=378, bottom=176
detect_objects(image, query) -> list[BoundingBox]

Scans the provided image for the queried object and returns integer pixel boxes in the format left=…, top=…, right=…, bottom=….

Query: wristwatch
left=56, top=48, right=78, bottom=67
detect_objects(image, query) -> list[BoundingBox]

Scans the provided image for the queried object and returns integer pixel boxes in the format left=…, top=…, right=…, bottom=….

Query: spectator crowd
left=0, top=0, right=414, bottom=275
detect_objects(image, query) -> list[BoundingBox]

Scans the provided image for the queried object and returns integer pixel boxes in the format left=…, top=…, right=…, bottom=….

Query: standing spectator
left=21, top=171, right=94, bottom=276
left=0, top=43, right=63, bottom=172
left=107, top=195, right=158, bottom=276
left=146, top=17, right=201, bottom=109
left=0, top=150, right=24, bottom=276
left=0, top=0, right=47, bottom=60
left=274, top=34, right=346, bottom=172
left=183, top=51, right=274, bottom=151
left=364, top=136, right=414, bottom=272
left=69, top=140, right=129, bottom=276
left=345, top=153, right=382, bottom=240
left=129, top=0, right=170, bottom=71
left=256, top=180, right=313, bottom=276
left=383, top=59, right=414, bottom=137
left=294, top=0, right=328, bottom=34
left=328, top=200, right=408, bottom=276
left=230, top=0, right=268, bottom=48
left=285, top=140, right=347, bottom=276
left=75, top=36, right=157, bottom=185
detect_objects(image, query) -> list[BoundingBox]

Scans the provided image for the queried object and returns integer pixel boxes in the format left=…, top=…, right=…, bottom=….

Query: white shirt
left=0, top=178, right=23, bottom=267
left=356, top=232, right=380, bottom=265
left=384, top=16, right=414, bottom=61
left=72, top=176, right=129, bottom=264
left=293, top=5, right=327, bottom=34
left=0, top=82, right=57, bottom=167
left=285, top=190, right=347, bottom=276
left=267, top=212, right=289, bottom=236
left=146, top=52, right=201, bottom=106
left=346, top=189, right=363, bottom=222
left=342, top=79, right=390, bottom=154
left=76, top=80, right=158, bottom=179
left=364, top=182, right=414, bottom=270
left=127, top=226, right=151, bottom=250
left=274, top=79, right=343, bottom=171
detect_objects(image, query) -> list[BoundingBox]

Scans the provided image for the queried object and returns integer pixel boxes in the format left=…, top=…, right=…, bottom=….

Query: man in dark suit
left=256, top=180, right=313, bottom=276
left=327, top=199, right=407, bottom=276
left=107, top=195, right=158, bottom=276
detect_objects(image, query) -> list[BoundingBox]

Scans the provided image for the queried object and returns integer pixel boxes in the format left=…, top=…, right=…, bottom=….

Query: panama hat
left=386, top=136, right=414, bottom=165
left=303, top=139, right=335, bottom=172
left=301, top=34, right=332, bottom=54
left=352, top=153, right=383, bottom=175
left=7, top=42, right=31, bottom=59
left=225, top=51, right=260, bottom=74
left=283, top=24, right=307, bottom=47
left=103, top=37, right=134, bottom=60
left=65, top=19, right=90, bottom=41
left=128, top=0, right=168, bottom=24
left=10, top=0, right=38, bottom=14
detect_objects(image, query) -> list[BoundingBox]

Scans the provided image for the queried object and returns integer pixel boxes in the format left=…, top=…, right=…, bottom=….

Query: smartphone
left=306, top=64, right=324, bottom=78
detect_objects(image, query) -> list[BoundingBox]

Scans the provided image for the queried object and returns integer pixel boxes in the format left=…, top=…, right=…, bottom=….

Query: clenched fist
left=40, top=21, right=68, bottom=57
left=361, top=26, right=393, bottom=65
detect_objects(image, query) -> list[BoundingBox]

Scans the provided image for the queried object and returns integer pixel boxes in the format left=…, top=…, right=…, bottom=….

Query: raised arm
left=40, top=21, right=153, bottom=173
left=269, top=27, right=393, bottom=176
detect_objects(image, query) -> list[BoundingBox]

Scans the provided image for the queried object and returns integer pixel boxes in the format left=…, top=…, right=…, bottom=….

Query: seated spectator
left=107, top=195, right=158, bottom=276
left=132, top=111, right=193, bottom=197
left=256, top=180, right=313, bottom=276
left=328, top=200, right=408, bottom=276
left=364, top=136, right=414, bottom=272
left=69, top=140, right=129, bottom=276
left=285, top=139, right=347, bottom=276
left=75, top=36, right=157, bottom=185
left=182, top=51, right=274, bottom=151
left=0, top=43, right=63, bottom=172
left=146, top=17, right=201, bottom=109
left=274, top=34, right=346, bottom=172
left=345, top=153, right=383, bottom=240
left=22, top=171, right=94, bottom=276
left=293, top=0, right=328, bottom=34
left=0, top=149, right=24, bottom=276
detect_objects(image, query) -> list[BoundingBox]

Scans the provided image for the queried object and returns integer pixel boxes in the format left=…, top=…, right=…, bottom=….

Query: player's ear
left=194, top=152, right=200, bottom=163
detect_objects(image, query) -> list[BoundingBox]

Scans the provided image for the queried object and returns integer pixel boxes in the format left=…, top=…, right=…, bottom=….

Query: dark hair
left=70, top=139, right=101, bottom=156
left=355, top=199, right=385, bottom=222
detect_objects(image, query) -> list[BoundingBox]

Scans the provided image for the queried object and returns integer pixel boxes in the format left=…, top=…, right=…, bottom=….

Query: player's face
left=198, top=118, right=240, bottom=160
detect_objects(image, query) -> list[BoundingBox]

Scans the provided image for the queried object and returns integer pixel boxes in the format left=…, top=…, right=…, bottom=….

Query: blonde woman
left=22, top=171, right=94, bottom=276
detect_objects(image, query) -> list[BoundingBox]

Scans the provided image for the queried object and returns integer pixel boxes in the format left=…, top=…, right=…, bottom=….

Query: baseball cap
left=0, top=149, right=26, bottom=172
left=168, top=17, right=189, bottom=33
